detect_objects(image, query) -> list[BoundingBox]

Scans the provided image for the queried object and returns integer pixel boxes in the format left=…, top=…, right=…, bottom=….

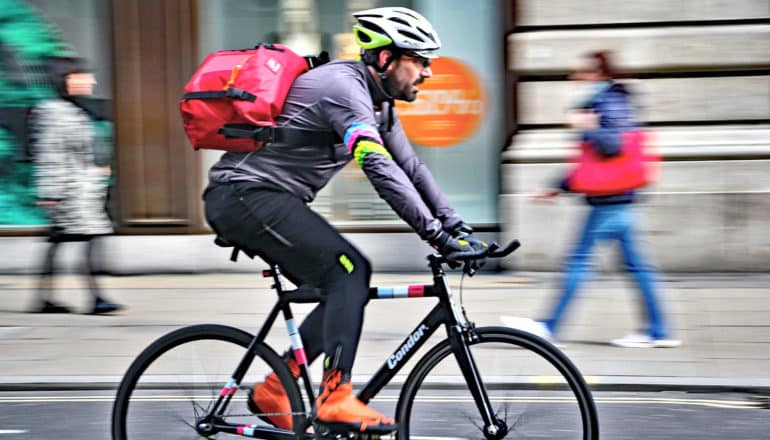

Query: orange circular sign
left=396, top=57, right=486, bottom=147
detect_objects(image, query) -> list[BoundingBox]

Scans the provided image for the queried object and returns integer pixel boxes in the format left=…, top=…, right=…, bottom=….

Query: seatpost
left=265, top=264, right=286, bottom=293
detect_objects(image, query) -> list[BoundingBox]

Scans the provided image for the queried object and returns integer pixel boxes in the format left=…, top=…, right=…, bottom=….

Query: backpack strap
left=183, top=87, right=257, bottom=102
left=305, top=50, right=330, bottom=69
left=219, top=124, right=338, bottom=147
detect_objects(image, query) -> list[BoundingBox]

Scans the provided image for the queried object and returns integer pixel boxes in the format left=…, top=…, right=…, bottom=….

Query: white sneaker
left=610, top=332, right=682, bottom=348
left=500, top=316, right=553, bottom=342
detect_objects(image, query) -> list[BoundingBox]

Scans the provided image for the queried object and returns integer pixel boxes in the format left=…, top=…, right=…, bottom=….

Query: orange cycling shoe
left=247, top=356, right=299, bottom=430
left=315, top=369, right=398, bottom=434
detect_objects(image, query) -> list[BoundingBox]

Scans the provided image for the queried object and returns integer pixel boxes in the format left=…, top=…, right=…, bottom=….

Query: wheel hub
left=196, top=420, right=215, bottom=436
left=484, top=418, right=509, bottom=439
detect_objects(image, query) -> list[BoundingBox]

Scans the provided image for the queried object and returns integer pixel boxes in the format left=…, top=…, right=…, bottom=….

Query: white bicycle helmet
left=352, top=6, right=441, bottom=58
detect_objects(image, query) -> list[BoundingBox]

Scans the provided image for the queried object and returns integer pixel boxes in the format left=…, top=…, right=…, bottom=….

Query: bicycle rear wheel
left=396, top=326, right=598, bottom=439
left=112, top=324, right=307, bottom=439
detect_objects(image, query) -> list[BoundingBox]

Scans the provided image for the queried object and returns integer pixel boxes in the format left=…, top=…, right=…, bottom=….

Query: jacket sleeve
left=323, top=79, right=446, bottom=241
left=381, top=110, right=463, bottom=231
left=360, top=149, right=445, bottom=241
left=582, top=84, right=636, bottom=157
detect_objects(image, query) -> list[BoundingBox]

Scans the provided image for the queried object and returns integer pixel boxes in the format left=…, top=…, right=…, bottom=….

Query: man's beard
left=384, top=76, right=419, bottom=102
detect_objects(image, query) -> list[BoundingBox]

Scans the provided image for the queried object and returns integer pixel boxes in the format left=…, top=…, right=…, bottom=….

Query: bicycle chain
left=220, top=411, right=310, bottom=418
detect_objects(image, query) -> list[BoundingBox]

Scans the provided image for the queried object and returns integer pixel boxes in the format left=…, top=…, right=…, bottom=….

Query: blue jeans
left=544, top=203, right=668, bottom=339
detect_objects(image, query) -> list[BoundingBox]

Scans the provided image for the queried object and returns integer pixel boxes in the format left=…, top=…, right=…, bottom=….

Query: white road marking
left=410, top=437, right=468, bottom=440
left=0, top=430, right=28, bottom=435
left=0, top=394, right=761, bottom=409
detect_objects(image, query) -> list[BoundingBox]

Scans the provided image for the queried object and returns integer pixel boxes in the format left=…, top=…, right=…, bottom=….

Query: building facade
left=501, top=0, right=770, bottom=271
left=1, top=0, right=768, bottom=271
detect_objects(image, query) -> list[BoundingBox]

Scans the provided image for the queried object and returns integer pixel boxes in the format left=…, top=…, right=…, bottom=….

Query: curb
left=2, top=376, right=769, bottom=395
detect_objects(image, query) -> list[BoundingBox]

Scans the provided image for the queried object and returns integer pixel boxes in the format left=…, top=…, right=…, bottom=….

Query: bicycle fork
left=436, top=267, right=508, bottom=439
left=446, top=324, right=509, bottom=439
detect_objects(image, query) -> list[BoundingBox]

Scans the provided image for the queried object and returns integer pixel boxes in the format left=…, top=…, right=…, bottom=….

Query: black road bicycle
left=112, top=239, right=599, bottom=439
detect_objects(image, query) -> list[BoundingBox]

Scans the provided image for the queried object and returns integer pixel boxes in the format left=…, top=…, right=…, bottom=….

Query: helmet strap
left=377, top=54, right=397, bottom=80
left=363, top=47, right=402, bottom=80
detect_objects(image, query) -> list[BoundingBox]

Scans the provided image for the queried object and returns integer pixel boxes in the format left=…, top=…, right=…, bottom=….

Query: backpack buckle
left=224, top=87, right=256, bottom=102
left=253, top=126, right=275, bottom=142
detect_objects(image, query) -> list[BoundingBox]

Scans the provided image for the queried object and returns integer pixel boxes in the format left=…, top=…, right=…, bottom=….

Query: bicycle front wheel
left=112, top=324, right=307, bottom=439
left=396, top=326, right=598, bottom=439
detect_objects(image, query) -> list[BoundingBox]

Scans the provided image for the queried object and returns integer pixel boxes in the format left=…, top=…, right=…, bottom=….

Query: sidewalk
left=0, top=272, right=768, bottom=392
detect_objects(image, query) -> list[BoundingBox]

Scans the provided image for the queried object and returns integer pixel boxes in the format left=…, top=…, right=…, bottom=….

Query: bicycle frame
left=200, top=255, right=500, bottom=438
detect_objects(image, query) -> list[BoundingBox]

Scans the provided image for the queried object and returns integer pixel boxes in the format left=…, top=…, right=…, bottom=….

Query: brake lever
left=463, top=261, right=477, bottom=276
left=446, top=259, right=462, bottom=270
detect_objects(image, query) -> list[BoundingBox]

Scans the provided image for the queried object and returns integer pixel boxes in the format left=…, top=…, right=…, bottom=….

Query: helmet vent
left=398, top=30, right=424, bottom=43
left=356, top=29, right=372, bottom=44
left=417, top=27, right=436, bottom=43
left=389, top=17, right=410, bottom=26
left=362, top=22, right=388, bottom=37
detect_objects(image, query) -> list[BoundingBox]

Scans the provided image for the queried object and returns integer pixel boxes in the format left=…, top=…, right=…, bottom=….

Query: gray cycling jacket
left=208, top=60, right=462, bottom=241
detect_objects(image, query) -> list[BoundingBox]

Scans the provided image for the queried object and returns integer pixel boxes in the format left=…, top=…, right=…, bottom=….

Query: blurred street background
left=0, top=0, right=768, bottom=439
left=0, top=0, right=767, bottom=272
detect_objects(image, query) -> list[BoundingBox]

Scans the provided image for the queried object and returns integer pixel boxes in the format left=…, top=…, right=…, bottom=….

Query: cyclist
left=203, top=6, right=486, bottom=434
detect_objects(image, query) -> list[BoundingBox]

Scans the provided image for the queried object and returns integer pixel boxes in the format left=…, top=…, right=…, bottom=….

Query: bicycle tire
left=112, top=323, right=307, bottom=439
left=396, top=326, right=599, bottom=439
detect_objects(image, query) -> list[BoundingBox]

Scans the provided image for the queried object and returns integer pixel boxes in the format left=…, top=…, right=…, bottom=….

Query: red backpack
left=180, top=43, right=334, bottom=153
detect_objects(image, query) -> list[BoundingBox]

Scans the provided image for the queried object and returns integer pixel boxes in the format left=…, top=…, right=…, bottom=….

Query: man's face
left=385, top=52, right=432, bottom=102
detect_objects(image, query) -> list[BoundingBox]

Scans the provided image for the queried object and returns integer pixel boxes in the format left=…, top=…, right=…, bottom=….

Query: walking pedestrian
left=31, top=56, right=122, bottom=315
left=503, top=51, right=679, bottom=348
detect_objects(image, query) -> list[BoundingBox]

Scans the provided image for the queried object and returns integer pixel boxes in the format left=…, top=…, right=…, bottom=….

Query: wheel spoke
left=397, top=327, right=598, bottom=439
left=112, top=324, right=308, bottom=439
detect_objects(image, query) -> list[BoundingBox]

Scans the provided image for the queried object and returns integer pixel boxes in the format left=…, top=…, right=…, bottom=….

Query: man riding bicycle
left=203, top=6, right=486, bottom=434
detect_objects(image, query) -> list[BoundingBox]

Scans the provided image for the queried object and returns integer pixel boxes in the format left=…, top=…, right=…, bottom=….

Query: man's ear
left=377, top=49, right=394, bottom=69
